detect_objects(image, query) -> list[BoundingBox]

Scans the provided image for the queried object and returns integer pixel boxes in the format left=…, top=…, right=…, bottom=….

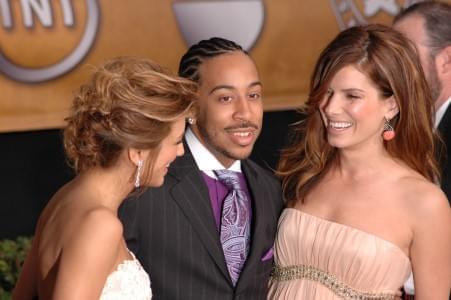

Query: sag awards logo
left=0, top=0, right=99, bottom=83
left=0, top=0, right=427, bottom=83
left=330, top=0, right=425, bottom=30
left=172, top=0, right=265, bottom=52
left=172, top=0, right=425, bottom=50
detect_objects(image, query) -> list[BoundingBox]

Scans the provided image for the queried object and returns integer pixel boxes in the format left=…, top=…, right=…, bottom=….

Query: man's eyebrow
left=209, top=81, right=262, bottom=95
left=249, top=81, right=262, bottom=88
left=209, top=85, right=235, bottom=95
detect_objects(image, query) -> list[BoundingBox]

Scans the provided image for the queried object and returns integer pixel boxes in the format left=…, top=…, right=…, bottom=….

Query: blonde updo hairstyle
left=64, top=56, right=197, bottom=185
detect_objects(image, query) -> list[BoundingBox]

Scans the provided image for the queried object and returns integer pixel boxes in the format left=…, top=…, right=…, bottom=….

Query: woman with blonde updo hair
left=13, top=57, right=197, bottom=300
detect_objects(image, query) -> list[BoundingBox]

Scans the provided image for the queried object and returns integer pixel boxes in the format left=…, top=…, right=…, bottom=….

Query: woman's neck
left=334, top=142, right=393, bottom=181
left=73, top=164, right=134, bottom=212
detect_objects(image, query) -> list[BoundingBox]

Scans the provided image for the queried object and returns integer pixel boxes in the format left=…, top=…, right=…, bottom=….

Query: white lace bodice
left=100, top=251, right=152, bottom=300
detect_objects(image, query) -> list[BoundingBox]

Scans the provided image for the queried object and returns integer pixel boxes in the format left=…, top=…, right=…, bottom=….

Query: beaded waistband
left=271, top=264, right=396, bottom=300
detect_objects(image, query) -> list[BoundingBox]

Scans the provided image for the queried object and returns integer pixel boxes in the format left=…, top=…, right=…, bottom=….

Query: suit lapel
left=437, top=104, right=451, bottom=199
left=437, top=105, right=451, bottom=167
left=169, top=148, right=230, bottom=282
left=438, top=105, right=451, bottom=146
left=236, top=160, right=272, bottom=290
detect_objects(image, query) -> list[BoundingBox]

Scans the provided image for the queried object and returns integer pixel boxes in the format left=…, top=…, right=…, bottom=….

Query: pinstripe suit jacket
left=119, top=146, right=284, bottom=300
left=438, top=104, right=451, bottom=203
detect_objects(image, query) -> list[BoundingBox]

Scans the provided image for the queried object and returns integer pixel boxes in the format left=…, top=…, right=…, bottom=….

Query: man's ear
left=435, top=45, right=451, bottom=77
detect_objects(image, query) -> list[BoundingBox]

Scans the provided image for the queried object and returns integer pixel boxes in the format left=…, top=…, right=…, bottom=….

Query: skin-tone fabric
left=268, top=209, right=411, bottom=299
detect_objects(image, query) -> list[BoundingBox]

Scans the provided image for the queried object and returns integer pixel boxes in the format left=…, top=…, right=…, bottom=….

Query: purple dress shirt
left=201, top=172, right=253, bottom=231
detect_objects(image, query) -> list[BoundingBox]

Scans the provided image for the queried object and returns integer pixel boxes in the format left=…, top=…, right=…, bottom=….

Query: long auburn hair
left=277, top=24, right=440, bottom=205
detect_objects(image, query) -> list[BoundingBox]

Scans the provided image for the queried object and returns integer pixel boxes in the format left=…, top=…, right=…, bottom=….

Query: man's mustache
left=225, top=121, right=259, bottom=131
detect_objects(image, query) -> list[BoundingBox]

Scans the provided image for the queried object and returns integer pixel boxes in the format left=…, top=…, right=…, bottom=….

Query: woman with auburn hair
left=268, top=24, right=450, bottom=299
left=12, top=57, right=197, bottom=300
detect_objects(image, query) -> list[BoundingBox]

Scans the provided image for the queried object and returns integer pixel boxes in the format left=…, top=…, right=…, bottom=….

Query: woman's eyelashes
left=346, top=93, right=362, bottom=100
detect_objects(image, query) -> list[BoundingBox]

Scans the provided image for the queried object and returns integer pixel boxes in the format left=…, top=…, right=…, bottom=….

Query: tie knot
left=213, top=170, right=241, bottom=190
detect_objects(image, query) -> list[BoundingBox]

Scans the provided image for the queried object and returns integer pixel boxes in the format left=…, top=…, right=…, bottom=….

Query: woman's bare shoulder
left=397, top=173, right=449, bottom=221
left=72, top=207, right=123, bottom=246
left=59, top=207, right=123, bottom=276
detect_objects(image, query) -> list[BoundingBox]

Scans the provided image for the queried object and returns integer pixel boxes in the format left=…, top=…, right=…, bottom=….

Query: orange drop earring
left=382, top=117, right=395, bottom=141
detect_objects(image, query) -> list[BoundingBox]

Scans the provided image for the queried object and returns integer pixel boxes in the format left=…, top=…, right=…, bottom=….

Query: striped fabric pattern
left=119, top=146, right=284, bottom=300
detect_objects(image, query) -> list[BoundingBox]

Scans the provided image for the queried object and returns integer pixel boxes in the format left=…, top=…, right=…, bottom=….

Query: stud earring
left=134, top=159, right=143, bottom=188
left=187, top=117, right=196, bottom=125
left=382, top=117, right=395, bottom=141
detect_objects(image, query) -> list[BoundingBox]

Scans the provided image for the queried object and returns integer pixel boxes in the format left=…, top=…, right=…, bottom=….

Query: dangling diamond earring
left=187, top=117, right=196, bottom=125
left=134, top=159, right=143, bottom=188
left=382, top=117, right=395, bottom=141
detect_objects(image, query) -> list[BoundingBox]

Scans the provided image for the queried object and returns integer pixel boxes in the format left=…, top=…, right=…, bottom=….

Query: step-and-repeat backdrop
left=0, top=0, right=442, bottom=132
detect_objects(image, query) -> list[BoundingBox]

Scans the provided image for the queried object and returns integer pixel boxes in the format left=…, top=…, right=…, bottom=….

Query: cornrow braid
left=178, top=37, right=246, bottom=82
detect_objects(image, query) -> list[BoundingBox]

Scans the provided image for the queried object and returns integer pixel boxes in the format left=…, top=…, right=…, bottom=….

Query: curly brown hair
left=63, top=57, right=197, bottom=183
left=277, top=24, right=440, bottom=205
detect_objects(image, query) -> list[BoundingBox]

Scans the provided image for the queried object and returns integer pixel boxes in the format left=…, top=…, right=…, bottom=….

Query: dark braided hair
left=178, top=37, right=246, bottom=82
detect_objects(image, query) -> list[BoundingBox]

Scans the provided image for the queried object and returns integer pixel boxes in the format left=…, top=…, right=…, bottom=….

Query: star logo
left=330, top=0, right=427, bottom=30
left=363, top=0, right=399, bottom=17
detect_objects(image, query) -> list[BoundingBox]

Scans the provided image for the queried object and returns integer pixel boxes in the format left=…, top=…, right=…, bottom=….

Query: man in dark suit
left=394, top=1, right=451, bottom=202
left=393, top=2, right=451, bottom=298
left=119, top=37, right=284, bottom=299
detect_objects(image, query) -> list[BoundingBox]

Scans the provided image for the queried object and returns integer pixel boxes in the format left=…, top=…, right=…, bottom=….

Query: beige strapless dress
left=268, top=208, right=411, bottom=300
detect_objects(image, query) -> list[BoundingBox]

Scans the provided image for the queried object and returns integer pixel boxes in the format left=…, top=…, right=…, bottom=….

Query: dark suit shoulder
left=242, top=159, right=284, bottom=210
left=438, top=104, right=451, bottom=141
left=437, top=103, right=451, bottom=203
left=242, top=159, right=280, bottom=183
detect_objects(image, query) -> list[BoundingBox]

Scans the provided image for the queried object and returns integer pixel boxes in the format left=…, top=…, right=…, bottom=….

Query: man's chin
left=223, top=147, right=254, bottom=161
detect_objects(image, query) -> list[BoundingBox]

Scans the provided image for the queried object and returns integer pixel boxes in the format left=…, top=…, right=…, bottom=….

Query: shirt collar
left=185, top=128, right=241, bottom=178
left=435, top=96, right=451, bottom=128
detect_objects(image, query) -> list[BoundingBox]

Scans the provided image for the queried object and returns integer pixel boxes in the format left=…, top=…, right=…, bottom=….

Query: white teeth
left=233, top=132, right=251, bottom=137
left=328, top=121, right=352, bottom=129
left=166, top=164, right=170, bottom=167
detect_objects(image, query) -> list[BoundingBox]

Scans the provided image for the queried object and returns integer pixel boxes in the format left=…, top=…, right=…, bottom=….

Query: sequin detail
left=100, top=251, right=151, bottom=300
left=271, top=264, right=396, bottom=300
